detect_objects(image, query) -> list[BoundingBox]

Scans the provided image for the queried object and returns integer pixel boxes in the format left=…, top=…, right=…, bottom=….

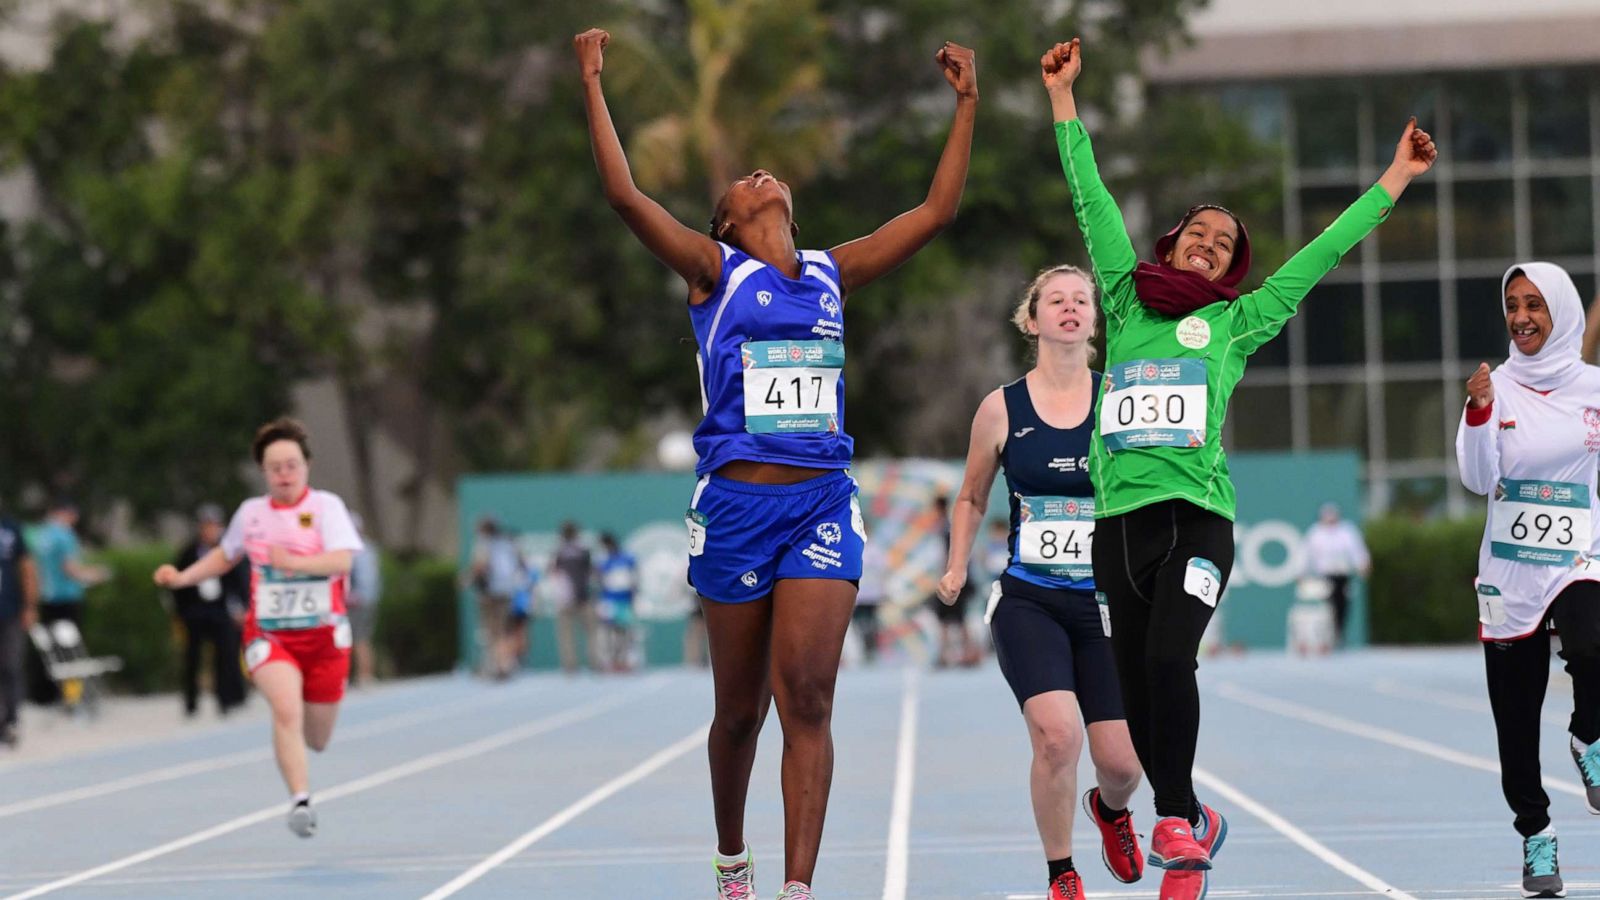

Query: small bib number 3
left=1183, top=557, right=1222, bottom=608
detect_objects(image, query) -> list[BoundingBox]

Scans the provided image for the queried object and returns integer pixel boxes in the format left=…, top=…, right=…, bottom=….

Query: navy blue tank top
left=999, top=373, right=1100, bottom=591
left=688, top=242, right=852, bottom=476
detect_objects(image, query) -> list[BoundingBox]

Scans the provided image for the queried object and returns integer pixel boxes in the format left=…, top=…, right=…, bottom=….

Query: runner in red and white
left=1457, top=262, right=1600, bottom=898
left=154, top=418, right=362, bottom=838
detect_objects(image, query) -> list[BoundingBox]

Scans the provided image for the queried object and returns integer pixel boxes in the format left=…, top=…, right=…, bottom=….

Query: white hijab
left=1496, top=261, right=1587, bottom=391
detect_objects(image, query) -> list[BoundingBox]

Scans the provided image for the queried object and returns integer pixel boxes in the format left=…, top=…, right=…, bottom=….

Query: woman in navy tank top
left=576, top=27, right=978, bottom=900
left=938, top=266, right=1145, bottom=899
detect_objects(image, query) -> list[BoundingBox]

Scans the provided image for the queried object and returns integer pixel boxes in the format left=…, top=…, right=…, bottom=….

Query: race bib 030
left=1101, top=358, right=1208, bottom=452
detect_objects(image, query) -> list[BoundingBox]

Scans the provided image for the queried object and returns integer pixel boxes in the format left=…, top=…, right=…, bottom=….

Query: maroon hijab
left=1131, top=205, right=1252, bottom=317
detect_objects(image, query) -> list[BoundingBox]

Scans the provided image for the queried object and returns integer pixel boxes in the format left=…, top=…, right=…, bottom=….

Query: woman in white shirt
left=1456, top=261, right=1600, bottom=899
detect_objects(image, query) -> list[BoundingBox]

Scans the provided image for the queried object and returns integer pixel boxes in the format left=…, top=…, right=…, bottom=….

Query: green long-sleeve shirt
left=1056, top=118, right=1394, bottom=521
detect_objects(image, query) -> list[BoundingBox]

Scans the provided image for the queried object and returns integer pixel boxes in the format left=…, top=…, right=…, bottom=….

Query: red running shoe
left=1159, top=867, right=1209, bottom=900
left=1082, top=788, right=1144, bottom=883
left=1047, top=868, right=1083, bottom=900
left=1148, top=816, right=1211, bottom=871
left=1195, top=802, right=1228, bottom=861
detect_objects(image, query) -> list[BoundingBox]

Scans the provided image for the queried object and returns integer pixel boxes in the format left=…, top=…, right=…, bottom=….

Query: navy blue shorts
left=989, top=574, right=1124, bottom=721
left=686, top=470, right=866, bottom=604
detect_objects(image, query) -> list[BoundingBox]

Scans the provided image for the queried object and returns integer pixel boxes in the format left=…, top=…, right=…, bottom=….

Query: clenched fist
left=1466, top=362, right=1493, bottom=410
left=936, top=42, right=978, bottom=100
left=573, top=28, right=609, bottom=81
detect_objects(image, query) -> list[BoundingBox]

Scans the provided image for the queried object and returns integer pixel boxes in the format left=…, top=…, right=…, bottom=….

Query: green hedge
left=1367, top=514, right=1486, bottom=645
left=84, top=545, right=181, bottom=694
left=373, top=555, right=459, bottom=677
left=77, top=546, right=459, bottom=693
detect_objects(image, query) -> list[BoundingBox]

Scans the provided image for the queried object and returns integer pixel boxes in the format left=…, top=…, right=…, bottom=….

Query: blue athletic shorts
left=686, top=470, right=867, bottom=603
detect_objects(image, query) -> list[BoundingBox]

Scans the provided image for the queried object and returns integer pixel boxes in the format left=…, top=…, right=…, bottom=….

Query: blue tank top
left=999, top=373, right=1100, bottom=591
left=689, top=242, right=852, bottom=476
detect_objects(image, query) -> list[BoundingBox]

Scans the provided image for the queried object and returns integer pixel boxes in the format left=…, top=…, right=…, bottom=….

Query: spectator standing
left=596, top=533, right=638, bottom=672
left=550, top=521, right=595, bottom=674
left=853, top=538, right=887, bottom=664
left=170, top=504, right=249, bottom=717
left=0, top=512, right=36, bottom=747
left=346, top=513, right=382, bottom=686
left=35, top=498, right=108, bottom=628
left=469, top=517, right=523, bottom=680
left=1302, top=502, right=1371, bottom=647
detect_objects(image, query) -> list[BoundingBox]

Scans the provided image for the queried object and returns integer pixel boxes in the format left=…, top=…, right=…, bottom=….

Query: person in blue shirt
left=0, top=514, right=37, bottom=747
left=596, top=533, right=638, bottom=673
left=576, top=26, right=977, bottom=900
left=34, top=498, right=108, bottom=629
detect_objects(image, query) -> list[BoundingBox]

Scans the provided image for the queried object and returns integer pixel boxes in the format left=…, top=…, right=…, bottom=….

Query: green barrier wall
left=457, top=450, right=1362, bottom=669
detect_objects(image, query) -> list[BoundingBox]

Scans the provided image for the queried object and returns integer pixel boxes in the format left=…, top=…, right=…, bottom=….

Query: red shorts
left=243, top=620, right=352, bottom=704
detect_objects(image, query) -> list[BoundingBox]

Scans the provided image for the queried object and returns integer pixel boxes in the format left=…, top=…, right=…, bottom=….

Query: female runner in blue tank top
left=575, top=28, right=978, bottom=900
left=939, top=266, right=1145, bottom=900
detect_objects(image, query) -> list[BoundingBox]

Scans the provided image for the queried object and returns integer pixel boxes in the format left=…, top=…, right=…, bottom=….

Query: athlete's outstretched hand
left=1391, top=117, right=1438, bottom=179
left=153, top=564, right=182, bottom=588
left=573, top=28, right=609, bottom=81
left=1040, top=38, right=1081, bottom=92
left=936, top=569, right=967, bottom=606
left=1466, top=362, right=1494, bottom=409
left=936, top=42, right=978, bottom=100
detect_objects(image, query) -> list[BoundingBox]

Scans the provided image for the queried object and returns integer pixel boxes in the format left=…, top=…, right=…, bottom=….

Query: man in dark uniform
left=0, top=511, right=37, bottom=746
left=170, top=504, right=249, bottom=716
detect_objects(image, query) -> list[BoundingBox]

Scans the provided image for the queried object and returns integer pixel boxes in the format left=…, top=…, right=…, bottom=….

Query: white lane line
left=1370, top=679, right=1569, bottom=726
left=0, top=679, right=665, bottom=900
left=1192, top=765, right=1419, bottom=899
left=418, top=720, right=709, bottom=900
left=882, top=666, right=920, bottom=900
left=1216, top=683, right=1586, bottom=798
left=0, top=687, right=530, bottom=820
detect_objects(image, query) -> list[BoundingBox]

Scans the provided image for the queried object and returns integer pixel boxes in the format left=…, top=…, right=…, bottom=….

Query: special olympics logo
left=1066, top=500, right=1079, bottom=516
left=820, top=293, right=840, bottom=318
left=816, top=522, right=842, bottom=545
left=1585, top=407, right=1600, bottom=427
left=789, top=346, right=804, bottom=362
left=1143, top=364, right=1158, bottom=379
left=1541, top=485, right=1554, bottom=501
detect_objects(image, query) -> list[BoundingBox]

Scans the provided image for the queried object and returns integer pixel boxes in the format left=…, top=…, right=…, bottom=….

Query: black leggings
left=1093, top=499, right=1234, bottom=820
left=1484, top=580, right=1600, bottom=837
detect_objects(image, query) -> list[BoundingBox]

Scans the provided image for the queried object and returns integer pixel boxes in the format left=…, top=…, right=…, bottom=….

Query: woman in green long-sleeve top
left=1040, top=37, right=1437, bottom=900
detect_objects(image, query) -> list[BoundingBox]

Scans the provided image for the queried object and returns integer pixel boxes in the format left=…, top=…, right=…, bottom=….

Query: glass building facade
left=1188, top=70, right=1600, bottom=516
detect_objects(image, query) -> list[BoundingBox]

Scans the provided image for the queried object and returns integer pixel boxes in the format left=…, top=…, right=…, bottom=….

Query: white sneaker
left=287, top=798, right=317, bottom=838
left=775, top=880, right=814, bottom=900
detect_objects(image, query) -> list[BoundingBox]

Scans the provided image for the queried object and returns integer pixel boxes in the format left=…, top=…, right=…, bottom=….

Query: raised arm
left=828, top=42, right=977, bottom=296
left=1234, top=119, right=1437, bottom=351
left=574, top=29, right=723, bottom=302
left=1456, top=363, right=1500, bottom=495
left=1041, top=39, right=1138, bottom=321
left=937, top=390, right=1007, bottom=604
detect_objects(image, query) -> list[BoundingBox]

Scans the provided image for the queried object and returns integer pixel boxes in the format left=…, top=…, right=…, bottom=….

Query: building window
left=1383, top=379, right=1446, bottom=461
left=1450, top=74, right=1513, bottom=164
left=1379, top=279, right=1442, bottom=362
left=1303, top=283, right=1365, bottom=366
left=1309, top=382, right=1368, bottom=452
left=1294, top=83, right=1361, bottom=170
left=1230, top=384, right=1293, bottom=450
left=1453, top=179, right=1517, bottom=262
left=1526, top=70, right=1591, bottom=160
left=1529, top=176, right=1594, bottom=257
